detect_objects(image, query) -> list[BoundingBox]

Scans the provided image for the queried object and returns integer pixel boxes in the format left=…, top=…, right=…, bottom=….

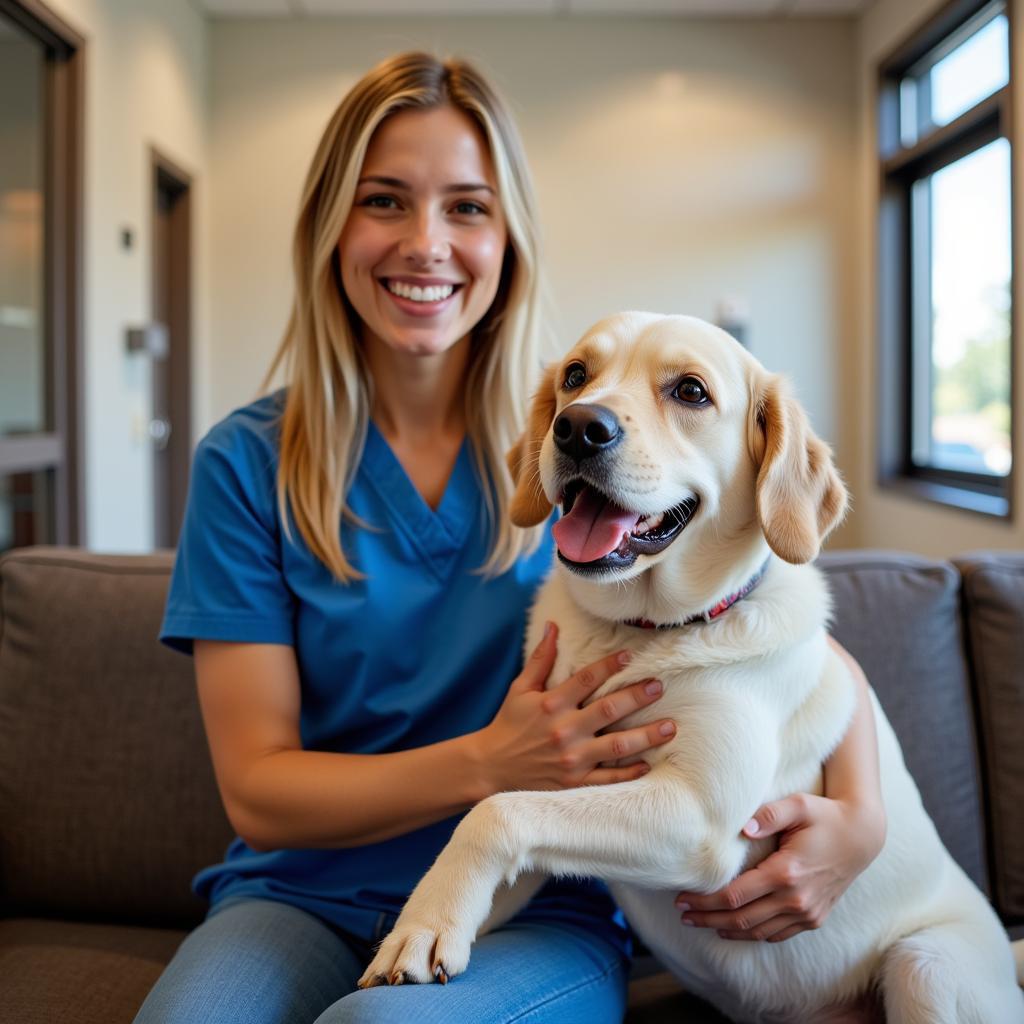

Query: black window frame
left=877, top=0, right=1015, bottom=519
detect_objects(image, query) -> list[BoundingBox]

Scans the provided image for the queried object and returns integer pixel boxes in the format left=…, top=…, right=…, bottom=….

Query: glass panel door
left=0, top=18, right=47, bottom=440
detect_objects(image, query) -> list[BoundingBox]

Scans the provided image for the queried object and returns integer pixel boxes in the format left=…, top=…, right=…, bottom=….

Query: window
left=878, top=0, right=1013, bottom=516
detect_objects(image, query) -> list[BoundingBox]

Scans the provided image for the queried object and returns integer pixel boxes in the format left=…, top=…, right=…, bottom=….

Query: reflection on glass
left=0, top=470, right=53, bottom=552
left=0, top=23, right=47, bottom=439
left=931, top=13, right=1008, bottom=129
left=918, top=139, right=1012, bottom=476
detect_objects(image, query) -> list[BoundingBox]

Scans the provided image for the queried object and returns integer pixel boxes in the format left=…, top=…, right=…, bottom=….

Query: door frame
left=0, top=0, right=85, bottom=544
left=149, top=146, right=193, bottom=548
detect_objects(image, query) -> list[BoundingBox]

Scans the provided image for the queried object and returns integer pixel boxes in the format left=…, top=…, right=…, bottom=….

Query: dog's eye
left=674, top=377, right=709, bottom=405
left=563, top=362, right=587, bottom=390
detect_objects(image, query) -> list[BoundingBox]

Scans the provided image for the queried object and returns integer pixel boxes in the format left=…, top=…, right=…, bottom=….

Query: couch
left=0, top=545, right=1021, bottom=1023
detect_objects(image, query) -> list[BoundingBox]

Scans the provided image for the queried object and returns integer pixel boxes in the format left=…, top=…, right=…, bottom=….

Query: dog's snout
left=553, top=404, right=622, bottom=462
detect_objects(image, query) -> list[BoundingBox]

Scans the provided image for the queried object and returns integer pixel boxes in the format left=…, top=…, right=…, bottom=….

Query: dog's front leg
left=357, top=799, right=534, bottom=988
left=358, top=767, right=738, bottom=988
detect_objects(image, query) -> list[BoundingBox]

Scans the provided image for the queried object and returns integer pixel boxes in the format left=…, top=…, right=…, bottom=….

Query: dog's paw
left=356, top=921, right=473, bottom=989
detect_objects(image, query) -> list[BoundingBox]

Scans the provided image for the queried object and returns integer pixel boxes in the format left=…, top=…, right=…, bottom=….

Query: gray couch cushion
left=0, top=917, right=185, bottom=1024
left=954, top=553, right=1024, bottom=922
left=0, top=547, right=232, bottom=926
left=818, top=551, right=988, bottom=893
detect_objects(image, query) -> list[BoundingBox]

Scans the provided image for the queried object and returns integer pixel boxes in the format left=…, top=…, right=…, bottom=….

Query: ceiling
left=197, top=0, right=869, bottom=17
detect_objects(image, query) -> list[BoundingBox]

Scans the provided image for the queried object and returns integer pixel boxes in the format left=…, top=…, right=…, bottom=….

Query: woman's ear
left=507, top=365, right=557, bottom=527
left=752, top=374, right=848, bottom=564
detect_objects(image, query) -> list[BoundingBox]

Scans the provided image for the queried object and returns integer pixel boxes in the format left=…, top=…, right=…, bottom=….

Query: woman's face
left=338, top=105, right=509, bottom=361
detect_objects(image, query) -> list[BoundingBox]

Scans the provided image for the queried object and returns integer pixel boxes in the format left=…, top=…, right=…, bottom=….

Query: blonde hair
left=263, top=51, right=548, bottom=582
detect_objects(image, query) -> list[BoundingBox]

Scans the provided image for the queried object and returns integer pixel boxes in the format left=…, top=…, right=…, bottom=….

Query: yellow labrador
left=359, top=313, right=1024, bottom=1023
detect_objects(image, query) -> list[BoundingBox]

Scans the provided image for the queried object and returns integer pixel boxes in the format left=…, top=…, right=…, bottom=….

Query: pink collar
left=621, top=559, right=770, bottom=630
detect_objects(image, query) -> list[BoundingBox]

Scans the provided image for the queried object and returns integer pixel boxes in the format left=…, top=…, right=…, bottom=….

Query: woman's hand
left=674, top=792, right=886, bottom=942
left=473, top=622, right=676, bottom=796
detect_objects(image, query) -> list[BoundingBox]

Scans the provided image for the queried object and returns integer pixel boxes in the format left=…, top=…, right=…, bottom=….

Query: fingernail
left=638, top=765, right=650, bottom=776
left=659, top=721, right=675, bottom=736
left=644, top=680, right=662, bottom=696
left=543, top=621, right=553, bottom=639
left=617, top=650, right=632, bottom=666
left=682, top=917, right=695, bottom=927
left=675, top=901, right=691, bottom=912
left=744, top=818, right=760, bottom=836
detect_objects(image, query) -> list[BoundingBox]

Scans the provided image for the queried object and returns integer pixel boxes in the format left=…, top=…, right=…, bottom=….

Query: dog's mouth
left=552, top=480, right=700, bottom=574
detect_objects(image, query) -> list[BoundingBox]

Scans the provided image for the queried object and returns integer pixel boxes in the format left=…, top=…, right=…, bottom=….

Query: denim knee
left=133, top=898, right=364, bottom=1024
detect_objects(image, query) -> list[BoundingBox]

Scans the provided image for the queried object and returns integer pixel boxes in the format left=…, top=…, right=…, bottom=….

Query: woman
left=136, top=51, right=884, bottom=1024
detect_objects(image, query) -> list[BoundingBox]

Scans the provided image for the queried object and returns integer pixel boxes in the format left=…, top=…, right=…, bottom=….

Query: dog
left=358, top=313, right=1024, bottom=1022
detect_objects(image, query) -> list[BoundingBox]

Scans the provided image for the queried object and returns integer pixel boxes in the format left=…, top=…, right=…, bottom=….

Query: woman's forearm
left=235, top=734, right=491, bottom=851
left=822, top=638, right=884, bottom=815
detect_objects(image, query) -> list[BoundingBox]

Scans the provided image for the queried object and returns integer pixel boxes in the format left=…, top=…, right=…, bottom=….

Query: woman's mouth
left=379, top=278, right=463, bottom=316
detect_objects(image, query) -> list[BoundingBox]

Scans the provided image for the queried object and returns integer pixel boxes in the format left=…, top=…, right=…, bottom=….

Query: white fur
left=360, top=314, right=1024, bottom=1022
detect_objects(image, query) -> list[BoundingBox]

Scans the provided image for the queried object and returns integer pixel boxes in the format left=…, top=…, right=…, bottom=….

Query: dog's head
left=508, top=313, right=847, bottom=596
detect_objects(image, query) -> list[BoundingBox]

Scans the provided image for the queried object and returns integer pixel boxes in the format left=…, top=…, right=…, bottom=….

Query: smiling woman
left=138, top=51, right=667, bottom=1024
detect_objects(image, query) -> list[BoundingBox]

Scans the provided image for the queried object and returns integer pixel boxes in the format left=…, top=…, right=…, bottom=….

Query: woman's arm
left=675, top=639, right=886, bottom=942
left=196, top=625, right=674, bottom=851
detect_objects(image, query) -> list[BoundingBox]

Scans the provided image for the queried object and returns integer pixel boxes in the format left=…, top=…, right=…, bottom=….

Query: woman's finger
left=510, top=621, right=559, bottom=693
left=679, top=891, right=789, bottom=933
left=579, top=678, right=664, bottom=734
left=766, top=923, right=808, bottom=943
left=544, top=649, right=632, bottom=713
left=588, top=720, right=675, bottom=766
left=743, top=793, right=814, bottom=838
left=581, top=763, right=652, bottom=786
left=716, top=914, right=803, bottom=942
left=675, top=862, right=776, bottom=914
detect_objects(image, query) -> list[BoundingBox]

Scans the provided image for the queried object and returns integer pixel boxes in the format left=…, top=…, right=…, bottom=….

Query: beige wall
left=838, top=0, right=1024, bottom=555
left=42, top=0, right=210, bottom=551
left=208, top=15, right=858, bottom=461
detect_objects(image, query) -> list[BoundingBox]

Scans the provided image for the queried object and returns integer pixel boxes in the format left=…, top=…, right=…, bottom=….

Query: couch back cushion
left=954, top=553, right=1024, bottom=923
left=0, top=547, right=234, bottom=926
left=818, top=551, right=988, bottom=894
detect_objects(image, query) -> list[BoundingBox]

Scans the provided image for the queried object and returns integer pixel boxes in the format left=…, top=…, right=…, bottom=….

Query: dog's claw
left=433, top=962, right=449, bottom=985
left=389, top=970, right=406, bottom=986
left=358, top=973, right=388, bottom=990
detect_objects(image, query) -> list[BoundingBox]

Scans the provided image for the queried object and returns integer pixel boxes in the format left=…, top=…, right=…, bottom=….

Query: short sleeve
left=160, top=418, right=296, bottom=654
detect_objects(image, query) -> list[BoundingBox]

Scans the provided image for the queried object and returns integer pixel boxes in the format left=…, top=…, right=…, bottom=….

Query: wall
left=40, top=0, right=210, bottom=551
left=208, top=14, right=858, bottom=466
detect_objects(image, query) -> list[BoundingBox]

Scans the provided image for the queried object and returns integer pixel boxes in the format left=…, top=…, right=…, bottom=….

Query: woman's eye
left=362, top=195, right=398, bottom=209
left=674, top=377, right=709, bottom=405
left=453, top=200, right=486, bottom=216
left=563, top=362, right=587, bottom=390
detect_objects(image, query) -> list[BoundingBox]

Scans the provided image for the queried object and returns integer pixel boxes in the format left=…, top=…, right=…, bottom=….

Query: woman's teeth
left=386, top=280, right=455, bottom=303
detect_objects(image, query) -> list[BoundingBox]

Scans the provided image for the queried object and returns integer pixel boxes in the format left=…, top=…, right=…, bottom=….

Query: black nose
left=553, top=403, right=622, bottom=462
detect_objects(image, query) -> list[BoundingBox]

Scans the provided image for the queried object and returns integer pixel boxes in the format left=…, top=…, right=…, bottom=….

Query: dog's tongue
left=552, top=485, right=640, bottom=563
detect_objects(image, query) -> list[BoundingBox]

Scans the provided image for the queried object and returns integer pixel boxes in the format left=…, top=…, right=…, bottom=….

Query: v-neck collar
left=360, top=420, right=479, bottom=579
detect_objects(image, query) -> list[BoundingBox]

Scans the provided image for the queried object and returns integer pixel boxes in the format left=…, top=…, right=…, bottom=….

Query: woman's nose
left=398, top=212, right=450, bottom=265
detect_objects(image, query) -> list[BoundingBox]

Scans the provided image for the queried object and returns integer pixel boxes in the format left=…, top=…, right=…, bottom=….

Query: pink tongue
left=552, top=486, right=640, bottom=563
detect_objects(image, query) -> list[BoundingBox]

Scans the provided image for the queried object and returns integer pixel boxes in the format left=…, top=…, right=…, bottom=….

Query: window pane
left=930, top=13, right=1008, bottom=128
left=917, top=138, right=1011, bottom=477
left=0, top=19, right=47, bottom=439
left=0, top=469, right=53, bottom=552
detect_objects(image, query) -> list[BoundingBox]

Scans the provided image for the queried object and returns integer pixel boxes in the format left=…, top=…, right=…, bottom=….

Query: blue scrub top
left=161, top=390, right=629, bottom=951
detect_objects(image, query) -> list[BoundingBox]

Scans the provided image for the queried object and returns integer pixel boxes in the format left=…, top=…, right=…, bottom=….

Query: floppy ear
left=507, top=365, right=558, bottom=527
left=751, top=374, right=848, bottom=564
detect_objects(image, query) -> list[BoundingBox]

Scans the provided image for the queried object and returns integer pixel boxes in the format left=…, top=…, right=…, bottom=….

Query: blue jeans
left=132, top=897, right=629, bottom=1024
